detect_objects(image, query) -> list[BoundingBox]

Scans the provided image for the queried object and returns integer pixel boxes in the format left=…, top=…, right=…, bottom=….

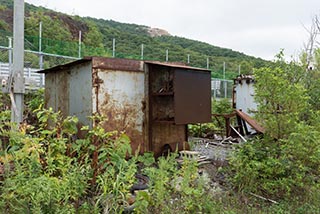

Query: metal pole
left=224, top=80, right=227, bottom=98
left=207, top=58, right=209, bottom=69
left=78, top=31, right=82, bottom=58
left=12, top=0, right=25, bottom=124
left=223, top=62, right=227, bottom=98
left=39, top=21, right=42, bottom=53
left=39, top=21, right=44, bottom=87
left=187, top=54, right=190, bottom=64
left=141, top=44, right=144, bottom=60
left=8, top=37, right=12, bottom=67
left=213, top=80, right=216, bottom=98
left=4, top=37, right=13, bottom=93
left=223, top=61, right=226, bottom=79
left=112, top=38, right=115, bottom=58
left=166, top=49, right=168, bottom=62
left=238, top=64, right=241, bottom=75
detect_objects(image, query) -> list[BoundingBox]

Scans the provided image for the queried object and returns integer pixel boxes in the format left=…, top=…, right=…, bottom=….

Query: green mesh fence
left=1, top=28, right=237, bottom=97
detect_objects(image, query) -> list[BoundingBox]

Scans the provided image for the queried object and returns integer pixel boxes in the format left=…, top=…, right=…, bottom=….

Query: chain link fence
left=211, top=78, right=233, bottom=99
left=1, top=30, right=235, bottom=96
left=0, top=33, right=79, bottom=89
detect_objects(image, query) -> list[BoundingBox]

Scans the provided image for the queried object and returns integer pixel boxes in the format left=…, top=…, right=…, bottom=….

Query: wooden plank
left=235, top=109, right=265, bottom=133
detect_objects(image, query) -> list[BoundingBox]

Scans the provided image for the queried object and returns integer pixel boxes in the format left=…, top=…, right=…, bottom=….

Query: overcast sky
left=24, top=0, right=320, bottom=60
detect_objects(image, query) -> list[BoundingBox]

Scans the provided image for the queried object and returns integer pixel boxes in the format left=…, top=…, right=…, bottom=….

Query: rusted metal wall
left=92, top=65, right=146, bottom=154
left=43, top=57, right=211, bottom=156
left=69, top=62, right=93, bottom=127
left=44, top=70, right=69, bottom=118
left=44, top=61, right=92, bottom=127
left=147, top=64, right=188, bottom=156
left=151, top=123, right=187, bottom=156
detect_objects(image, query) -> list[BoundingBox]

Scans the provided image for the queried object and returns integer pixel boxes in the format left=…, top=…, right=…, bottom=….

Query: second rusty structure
left=40, top=57, right=211, bottom=156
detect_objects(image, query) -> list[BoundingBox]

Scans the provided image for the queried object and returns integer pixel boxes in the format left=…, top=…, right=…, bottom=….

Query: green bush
left=227, top=54, right=320, bottom=208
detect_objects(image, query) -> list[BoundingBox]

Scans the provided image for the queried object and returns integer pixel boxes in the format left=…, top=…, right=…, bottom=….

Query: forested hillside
left=0, top=0, right=271, bottom=79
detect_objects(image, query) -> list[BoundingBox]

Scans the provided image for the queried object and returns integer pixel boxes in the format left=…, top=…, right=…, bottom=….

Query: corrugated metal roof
left=37, top=58, right=91, bottom=74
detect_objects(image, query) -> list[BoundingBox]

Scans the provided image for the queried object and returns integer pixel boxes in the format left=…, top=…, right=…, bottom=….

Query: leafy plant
left=228, top=53, right=320, bottom=207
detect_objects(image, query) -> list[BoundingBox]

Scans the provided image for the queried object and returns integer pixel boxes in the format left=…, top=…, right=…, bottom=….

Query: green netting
left=0, top=29, right=240, bottom=81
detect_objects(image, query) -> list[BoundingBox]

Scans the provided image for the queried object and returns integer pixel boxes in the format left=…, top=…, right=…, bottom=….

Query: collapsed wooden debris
left=177, top=150, right=211, bottom=166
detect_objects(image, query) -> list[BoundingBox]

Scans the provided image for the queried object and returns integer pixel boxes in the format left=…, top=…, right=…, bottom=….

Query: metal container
left=40, top=57, right=211, bottom=156
left=233, top=75, right=258, bottom=133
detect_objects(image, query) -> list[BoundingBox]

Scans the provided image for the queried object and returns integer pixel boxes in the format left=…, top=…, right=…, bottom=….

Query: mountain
left=0, top=0, right=271, bottom=79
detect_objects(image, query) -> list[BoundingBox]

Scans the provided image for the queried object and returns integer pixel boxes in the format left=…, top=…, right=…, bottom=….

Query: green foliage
left=0, top=106, right=138, bottom=213
left=135, top=155, right=220, bottom=213
left=212, top=98, right=233, bottom=114
left=0, top=0, right=273, bottom=77
left=254, top=67, right=308, bottom=139
left=0, top=104, right=230, bottom=213
left=0, top=19, right=9, bottom=31
left=228, top=52, right=320, bottom=207
left=188, top=123, right=216, bottom=138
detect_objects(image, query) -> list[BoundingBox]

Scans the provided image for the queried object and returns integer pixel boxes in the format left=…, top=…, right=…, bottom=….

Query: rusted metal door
left=174, top=69, right=211, bottom=124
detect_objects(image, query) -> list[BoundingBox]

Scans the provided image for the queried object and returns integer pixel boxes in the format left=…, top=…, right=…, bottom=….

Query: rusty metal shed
left=39, top=57, right=211, bottom=156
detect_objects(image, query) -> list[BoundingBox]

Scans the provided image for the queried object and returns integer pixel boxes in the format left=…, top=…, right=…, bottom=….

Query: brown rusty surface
left=92, top=57, right=144, bottom=72
left=100, top=96, right=145, bottom=154
left=96, top=69, right=145, bottom=154
left=174, top=69, right=211, bottom=124
left=152, top=97, right=174, bottom=121
left=151, top=123, right=187, bottom=157
left=145, top=61, right=209, bottom=72
left=147, top=63, right=204, bottom=156
left=235, top=109, right=265, bottom=133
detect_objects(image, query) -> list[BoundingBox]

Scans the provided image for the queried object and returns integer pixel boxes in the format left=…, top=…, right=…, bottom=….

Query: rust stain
left=92, top=57, right=143, bottom=72
left=92, top=69, right=104, bottom=115
left=151, top=123, right=187, bottom=157
left=100, top=92, right=144, bottom=154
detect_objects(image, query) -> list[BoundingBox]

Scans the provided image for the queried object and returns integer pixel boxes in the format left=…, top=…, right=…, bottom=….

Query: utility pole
left=165, top=49, right=168, bottom=62
left=39, top=21, right=44, bottom=87
left=11, top=0, right=25, bottom=123
left=187, top=54, right=190, bottom=64
left=223, top=61, right=226, bottom=79
left=223, top=62, right=227, bottom=98
left=141, top=44, right=144, bottom=60
left=78, top=31, right=82, bottom=58
left=206, top=58, right=209, bottom=69
left=112, top=38, right=116, bottom=58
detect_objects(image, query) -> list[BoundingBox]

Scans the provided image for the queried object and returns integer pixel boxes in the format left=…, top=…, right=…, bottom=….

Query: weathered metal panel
left=93, top=68, right=145, bottom=154
left=44, top=69, right=69, bottom=118
left=69, top=61, right=92, bottom=127
left=174, top=69, right=211, bottom=124
left=234, top=77, right=257, bottom=115
left=151, top=123, right=187, bottom=157
left=92, top=57, right=144, bottom=72
left=146, top=64, right=191, bottom=156
left=234, top=76, right=258, bottom=133
left=44, top=72, right=56, bottom=110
